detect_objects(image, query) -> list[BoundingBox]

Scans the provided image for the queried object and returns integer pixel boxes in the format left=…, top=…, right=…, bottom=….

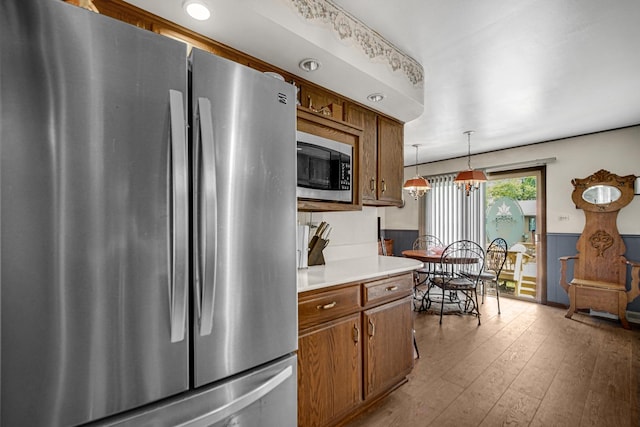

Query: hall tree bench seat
left=297, top=256, right=421, bottom=427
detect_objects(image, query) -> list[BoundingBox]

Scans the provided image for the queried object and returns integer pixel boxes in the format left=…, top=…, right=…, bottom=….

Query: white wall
left=382, top=126, right=640, bottom=235
left=298, top=206, right=380, bottom=262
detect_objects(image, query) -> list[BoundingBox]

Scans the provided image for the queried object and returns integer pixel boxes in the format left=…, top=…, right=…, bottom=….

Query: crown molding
left=288, top=0, right=424, bottom=86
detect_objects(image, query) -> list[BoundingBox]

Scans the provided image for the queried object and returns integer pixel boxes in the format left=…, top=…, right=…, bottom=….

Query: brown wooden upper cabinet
left=376, top=116, right=404, bottom=205
left=345, top=103, right=404, bottom=207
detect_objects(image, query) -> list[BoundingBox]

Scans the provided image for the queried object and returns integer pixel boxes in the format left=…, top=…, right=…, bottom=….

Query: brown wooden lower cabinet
left=298, top=313, right=362, bottom=427
left=364, top=296, right=414, bottom=399
left=297, top=273, right=414, bottom=427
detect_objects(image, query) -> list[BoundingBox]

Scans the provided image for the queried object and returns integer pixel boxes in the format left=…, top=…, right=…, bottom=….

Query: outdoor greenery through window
left=486, top=177, right=537, bottom=203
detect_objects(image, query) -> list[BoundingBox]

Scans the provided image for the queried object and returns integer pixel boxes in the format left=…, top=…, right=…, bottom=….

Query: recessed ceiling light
left=367, top=93, right=385, bottom=102
left=299, top=58, right=321, bottom=72
left=183, top=0, right=210, bottom=21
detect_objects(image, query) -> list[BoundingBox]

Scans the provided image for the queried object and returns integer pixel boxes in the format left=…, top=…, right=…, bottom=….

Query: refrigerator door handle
left=169, top=89, right=189, bottom=343
left=176, top=365, right=293, bottom=427
left=194, top=97, right=217, bottom=336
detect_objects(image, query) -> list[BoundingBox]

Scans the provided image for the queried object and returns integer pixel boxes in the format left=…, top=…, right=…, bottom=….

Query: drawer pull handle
left=353, top=324, right=359, bottom=344
left=385, top=286, right=398, bottom=292
left=317, top=301, right=337, bottom=310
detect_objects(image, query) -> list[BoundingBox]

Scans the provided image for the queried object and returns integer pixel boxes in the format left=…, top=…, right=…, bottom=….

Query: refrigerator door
left=190, top=49, right=298, bottom=386
left=1, top=2, right=189, bottom=426
left=88, top=354, right=297, bottom=427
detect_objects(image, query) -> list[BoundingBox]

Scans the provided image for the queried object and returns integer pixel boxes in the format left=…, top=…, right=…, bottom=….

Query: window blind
left=419, top=173, right=486, bottom=246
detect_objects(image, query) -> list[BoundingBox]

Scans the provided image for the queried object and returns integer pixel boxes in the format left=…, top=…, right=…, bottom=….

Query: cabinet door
left=363, top=296, right=414, bottom=399
left=298, top=313, right=362, bottom=427
left=345, top=103, right=378, bottom=202
left=377, top=116, right=404, bottom=204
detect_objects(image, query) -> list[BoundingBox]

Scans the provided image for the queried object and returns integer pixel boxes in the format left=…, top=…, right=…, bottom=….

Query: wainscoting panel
left=546, top=233, right=578, bottom=306
left=380, top=229, right=418, bottom=257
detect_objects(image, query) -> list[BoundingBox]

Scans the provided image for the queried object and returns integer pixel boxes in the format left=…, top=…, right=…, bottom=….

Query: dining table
left=402, top=249, right=481, bottom=312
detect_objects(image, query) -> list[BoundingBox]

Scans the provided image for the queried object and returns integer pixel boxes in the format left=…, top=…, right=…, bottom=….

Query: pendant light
left=454, top=131, right=487, bottom=196
left=403, top=144, right=431, bottom=200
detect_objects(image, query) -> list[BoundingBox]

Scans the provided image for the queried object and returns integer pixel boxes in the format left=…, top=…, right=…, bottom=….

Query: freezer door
left=190, top=49, right=298, bottom=386
left=87, top=354, right=297, bottom=427
left=1, top=2, right=189, bottom=426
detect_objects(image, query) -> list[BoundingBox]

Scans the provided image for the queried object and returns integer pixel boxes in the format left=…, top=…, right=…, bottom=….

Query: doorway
left=485, top=168, right=547, bottom=303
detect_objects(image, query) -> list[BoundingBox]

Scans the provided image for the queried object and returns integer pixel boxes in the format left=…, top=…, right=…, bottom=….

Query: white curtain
left=419, top=173, right=486, bottom=246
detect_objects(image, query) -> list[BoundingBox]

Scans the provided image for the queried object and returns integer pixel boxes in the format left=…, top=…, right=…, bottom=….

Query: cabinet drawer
left=363, top=273, right=413, bottom=306
left=299, top=285, right=361, bottom=330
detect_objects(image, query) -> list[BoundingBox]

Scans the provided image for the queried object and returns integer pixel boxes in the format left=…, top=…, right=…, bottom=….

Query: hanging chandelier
left=403, top=144, right=431, bottom=200
left=453, top=131, right=487, bottom=196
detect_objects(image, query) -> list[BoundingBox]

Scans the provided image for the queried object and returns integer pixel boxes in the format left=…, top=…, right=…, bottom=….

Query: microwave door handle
left=196, top=97, right=217, bottom=337
left=168, top=90, right=188, bottom=343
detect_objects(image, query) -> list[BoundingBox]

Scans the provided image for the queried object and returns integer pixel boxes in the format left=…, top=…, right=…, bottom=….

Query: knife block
left=308, top=236, right=327, bottom=266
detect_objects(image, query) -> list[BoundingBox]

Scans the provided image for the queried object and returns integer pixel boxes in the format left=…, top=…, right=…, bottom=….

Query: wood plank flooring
left=346, top=295, right=640, bottom=427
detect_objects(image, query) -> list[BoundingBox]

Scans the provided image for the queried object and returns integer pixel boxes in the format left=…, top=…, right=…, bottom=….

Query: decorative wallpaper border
left=288, top=0, right=424, bottom=86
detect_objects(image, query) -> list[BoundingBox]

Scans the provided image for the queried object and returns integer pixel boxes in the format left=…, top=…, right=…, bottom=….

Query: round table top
left=402, top=249, right=478, bottom=264
left=401, top=249, right=441, bottom=263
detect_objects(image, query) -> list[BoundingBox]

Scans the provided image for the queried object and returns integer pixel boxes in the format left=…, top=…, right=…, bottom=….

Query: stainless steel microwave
left=296, top=130, right=352, bottom=202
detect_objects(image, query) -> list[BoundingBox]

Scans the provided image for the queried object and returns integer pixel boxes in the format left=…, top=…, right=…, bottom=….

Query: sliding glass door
left=485, top=168, right=546, bottom=303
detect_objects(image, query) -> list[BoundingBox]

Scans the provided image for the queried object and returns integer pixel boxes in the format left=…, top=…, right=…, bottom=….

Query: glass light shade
left=403, top=176, right=431, bottom=200
left=453, top=169, right=487, bottom=196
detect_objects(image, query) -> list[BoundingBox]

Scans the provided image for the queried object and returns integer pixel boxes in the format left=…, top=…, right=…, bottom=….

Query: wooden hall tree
left=560, top=169, right=640, bottom=328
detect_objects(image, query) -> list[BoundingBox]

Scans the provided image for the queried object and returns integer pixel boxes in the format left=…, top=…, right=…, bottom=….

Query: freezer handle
left=169, top=89, right=189, bottom=343
left=177, top=365, right=293, bottom=427
left=194, top=97, right=217, bottom=336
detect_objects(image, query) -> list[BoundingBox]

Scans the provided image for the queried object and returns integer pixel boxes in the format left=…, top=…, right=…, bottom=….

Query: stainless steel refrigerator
left=1, top=1, right=298, bottom=426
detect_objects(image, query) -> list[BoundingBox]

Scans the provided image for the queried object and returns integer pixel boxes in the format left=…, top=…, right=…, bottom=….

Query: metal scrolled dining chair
left=478, top=237, right=508, bottom=314
left=428, top=240, right=486, bottom=325
left=411, top=234, right=444, bottom=311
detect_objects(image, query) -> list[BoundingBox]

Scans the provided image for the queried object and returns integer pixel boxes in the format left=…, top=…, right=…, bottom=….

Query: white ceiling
left=123, top=0, right=640, bottom=165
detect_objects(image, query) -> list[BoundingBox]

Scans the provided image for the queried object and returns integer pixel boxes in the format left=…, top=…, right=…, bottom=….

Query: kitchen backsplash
left=297, top=207, right=379, bottom=262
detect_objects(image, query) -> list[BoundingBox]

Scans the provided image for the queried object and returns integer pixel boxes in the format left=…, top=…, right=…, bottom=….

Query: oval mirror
left=582, top=184, right=622, bottom=205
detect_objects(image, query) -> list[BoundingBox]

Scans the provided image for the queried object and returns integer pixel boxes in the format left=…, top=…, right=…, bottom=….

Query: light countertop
left=297, top=255, right=423, bottom=293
